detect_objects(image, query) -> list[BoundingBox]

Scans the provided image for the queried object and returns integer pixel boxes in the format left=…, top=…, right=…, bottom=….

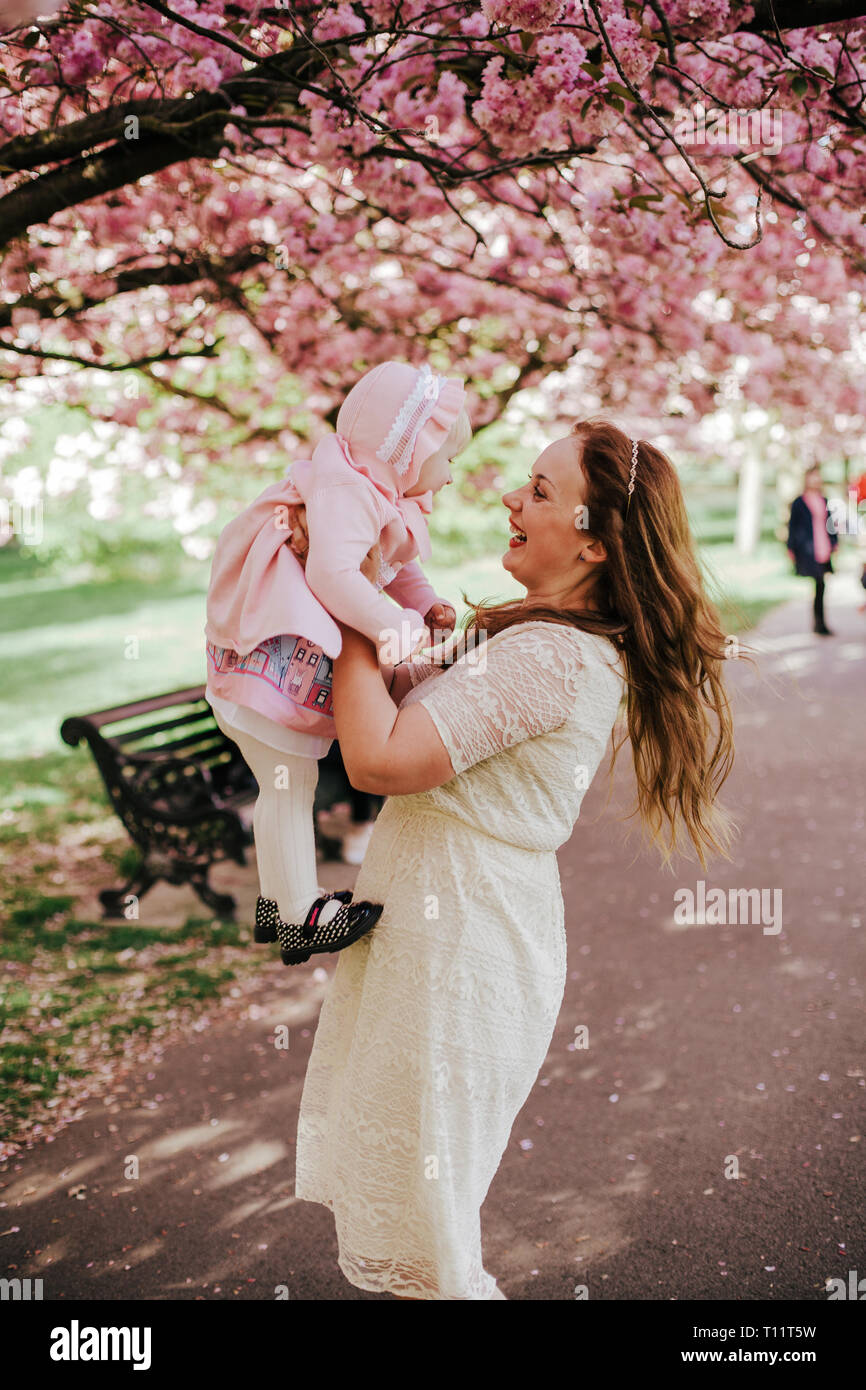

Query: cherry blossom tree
left=0, top=0, right=863, bottom=498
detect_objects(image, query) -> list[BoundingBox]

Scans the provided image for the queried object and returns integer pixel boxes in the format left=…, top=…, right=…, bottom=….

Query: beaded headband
left=626, top=437, right=639, bottom=514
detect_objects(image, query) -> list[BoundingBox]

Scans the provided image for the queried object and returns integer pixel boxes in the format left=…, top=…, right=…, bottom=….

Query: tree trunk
left=735, top=453, right=763, bottom=557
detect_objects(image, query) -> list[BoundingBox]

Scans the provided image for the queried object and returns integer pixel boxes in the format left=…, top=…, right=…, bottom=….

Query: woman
left=293, top=420, right=737, bottom=1300
left=786, top=465, right=838, bottom=636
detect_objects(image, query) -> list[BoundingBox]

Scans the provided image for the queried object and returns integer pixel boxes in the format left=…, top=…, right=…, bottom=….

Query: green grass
left=0, top=569, right=211, bottom=758
left=0, top=748, right=108, bottom=843
left=0, top=895, right=251, bottom=1133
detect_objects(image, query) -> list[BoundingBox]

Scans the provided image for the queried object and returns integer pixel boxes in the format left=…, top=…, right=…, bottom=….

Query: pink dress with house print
left=206, top=633, right=336, bottom=741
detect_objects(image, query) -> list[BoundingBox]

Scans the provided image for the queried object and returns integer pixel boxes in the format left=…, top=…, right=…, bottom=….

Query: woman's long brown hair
left=445, top=419, right=740, bottom=870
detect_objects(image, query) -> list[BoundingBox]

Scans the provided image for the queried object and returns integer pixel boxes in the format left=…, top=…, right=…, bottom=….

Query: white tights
left=218, top=722, right=342, bottom=927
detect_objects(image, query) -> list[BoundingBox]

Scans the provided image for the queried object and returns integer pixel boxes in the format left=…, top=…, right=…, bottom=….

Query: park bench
left=60, top=685, right=258, bottom=920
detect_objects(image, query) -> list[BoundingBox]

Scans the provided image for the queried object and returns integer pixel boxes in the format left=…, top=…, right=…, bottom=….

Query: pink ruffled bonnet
left=334, top=359, right=467, bottom=497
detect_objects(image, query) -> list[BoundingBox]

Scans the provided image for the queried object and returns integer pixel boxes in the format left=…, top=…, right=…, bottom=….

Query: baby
left=204, top=360, right=471, bottom=964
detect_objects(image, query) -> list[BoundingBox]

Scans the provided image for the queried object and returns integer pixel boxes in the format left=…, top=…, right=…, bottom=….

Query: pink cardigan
left=205, top=434, right=449, bottom=665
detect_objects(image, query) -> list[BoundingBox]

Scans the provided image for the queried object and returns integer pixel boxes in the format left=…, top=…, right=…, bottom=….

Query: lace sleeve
left=406, top=655, right=447, bottom=688
left=416, top=622, right=590, bottom=776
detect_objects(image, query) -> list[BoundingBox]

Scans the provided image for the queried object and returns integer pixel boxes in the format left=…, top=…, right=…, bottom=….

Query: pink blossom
left=60, top=30, right=107, bottom=85
left=536, top=32, right=588, bottom=91
left=600, top=13, right=654, bottom=83
left=435, top=69, right=469, bottom=126
left=805, top=142, right=832, bottom=175
left=0, top=0, right=862, bottom=470
left=191, top=56, right=223, bottom=92
left=481, top=0, right=565, bottom=31
left=313, top=3, right=363, bottom=41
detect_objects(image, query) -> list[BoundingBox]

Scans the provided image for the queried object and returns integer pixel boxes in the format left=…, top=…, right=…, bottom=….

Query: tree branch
left=0, top=100, right=171, bottom=175
left=0, top=245, right=271, bottom=331
left=0, top=337, right=222, bottom=373
left=0, top=126, right=226, bottom=247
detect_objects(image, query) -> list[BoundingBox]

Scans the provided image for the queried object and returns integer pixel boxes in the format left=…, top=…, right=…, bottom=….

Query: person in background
left=786, top=465, right=838, bottom=636
left=852, top=471, right=866, bottom=615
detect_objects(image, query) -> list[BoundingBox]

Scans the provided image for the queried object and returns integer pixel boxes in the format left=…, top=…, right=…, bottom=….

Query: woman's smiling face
left=501, top=436, right=606, bottom=606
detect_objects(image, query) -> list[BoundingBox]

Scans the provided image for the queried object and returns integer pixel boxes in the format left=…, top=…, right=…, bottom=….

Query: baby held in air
left=204, top=360, right=471, bottom=964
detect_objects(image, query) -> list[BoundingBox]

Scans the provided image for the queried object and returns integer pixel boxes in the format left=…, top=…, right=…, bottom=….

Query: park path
left=2, top=573, right=865, bottom=1300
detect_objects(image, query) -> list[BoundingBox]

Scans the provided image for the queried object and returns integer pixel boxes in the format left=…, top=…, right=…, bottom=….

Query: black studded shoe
left=277, top=893, right=383, bottom=966
left=254, top=896, right=280, bottom=943
left=255, top=889, right=354, bottom=943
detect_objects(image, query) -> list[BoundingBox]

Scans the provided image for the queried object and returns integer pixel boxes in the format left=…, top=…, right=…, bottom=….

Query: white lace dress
left=294, top=620, right=626, bottom=1299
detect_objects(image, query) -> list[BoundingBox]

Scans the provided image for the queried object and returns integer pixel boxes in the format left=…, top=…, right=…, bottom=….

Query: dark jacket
left=787, top=493, right=837, bottom=579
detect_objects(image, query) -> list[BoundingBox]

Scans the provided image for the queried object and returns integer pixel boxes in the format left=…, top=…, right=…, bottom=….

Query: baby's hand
left=408, top=605, right=454, bottom=660
left=285, top=503, right=309, bottom=566
left=424, top=601, right=456, bottom=639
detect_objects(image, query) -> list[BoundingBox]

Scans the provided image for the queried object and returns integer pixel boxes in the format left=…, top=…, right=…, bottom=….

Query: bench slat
left=69, top=685, right=208, bottom=731
left=119, top=736, right=238, bottom=764
left=109, top=707, right=215, bottom=745
left=116, top=723, right=225, bottom=755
